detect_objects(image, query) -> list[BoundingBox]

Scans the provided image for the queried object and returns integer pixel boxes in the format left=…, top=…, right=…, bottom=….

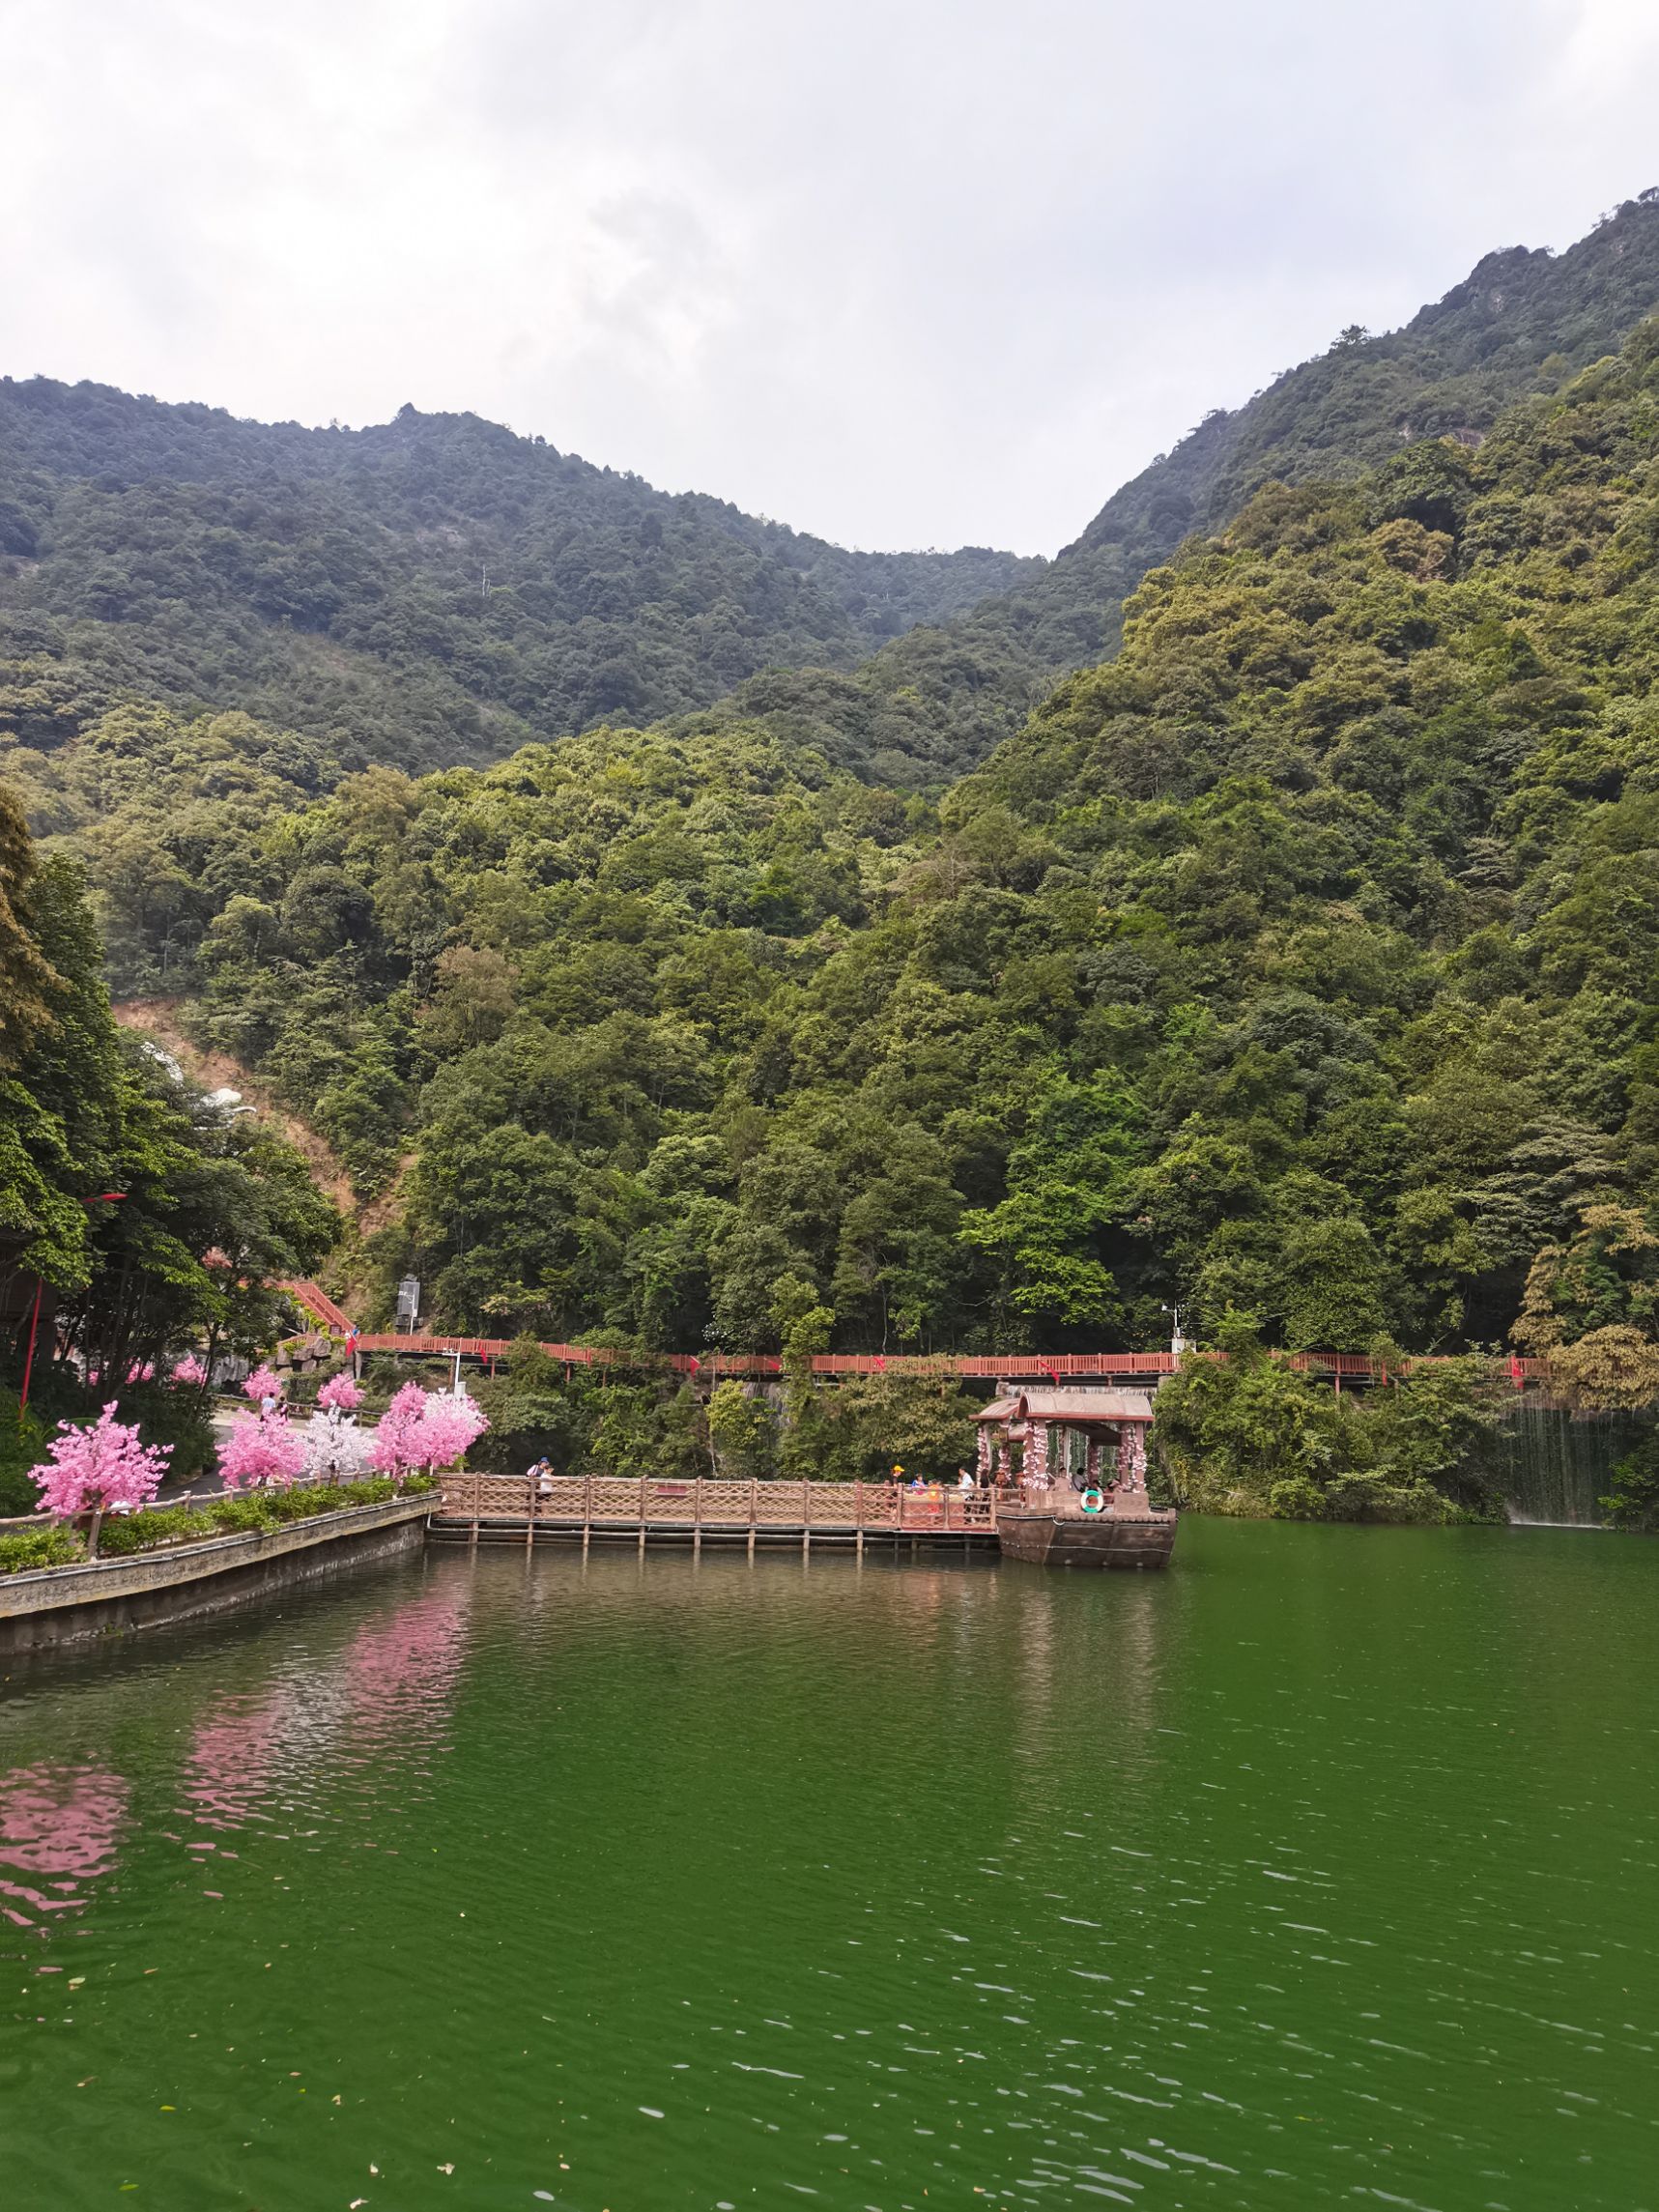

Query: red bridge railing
left=274, top=1282, right=1551, bottom=1387
left=326, top=1327, right=1550, bottom=1388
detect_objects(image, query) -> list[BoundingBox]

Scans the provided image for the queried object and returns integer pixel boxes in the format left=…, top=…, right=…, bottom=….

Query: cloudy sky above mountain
left=5, top=0, right=1658, bottom=552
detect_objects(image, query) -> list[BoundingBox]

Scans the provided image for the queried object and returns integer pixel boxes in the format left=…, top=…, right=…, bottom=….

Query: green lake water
left=2, top=1521, right=1657, bottom=2212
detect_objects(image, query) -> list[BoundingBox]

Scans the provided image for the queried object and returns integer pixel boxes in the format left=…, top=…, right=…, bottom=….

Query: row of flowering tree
left=26, top=1376, right=487, bottom=1546
left=215, top=1384, right=486, bottom=1491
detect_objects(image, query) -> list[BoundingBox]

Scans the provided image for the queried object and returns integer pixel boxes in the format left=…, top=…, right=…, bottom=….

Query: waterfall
left=1498, top=1399, right=1653, bottom=1527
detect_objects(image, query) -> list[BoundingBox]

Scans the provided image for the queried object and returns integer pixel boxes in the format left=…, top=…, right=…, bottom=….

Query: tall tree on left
left=1, top=775, right=337, bottom=1421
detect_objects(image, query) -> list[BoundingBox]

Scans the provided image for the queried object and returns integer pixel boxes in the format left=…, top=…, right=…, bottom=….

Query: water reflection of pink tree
left=0, top=1763, right=129, bottom=1926
left=183, top=1694, right=286, bottom=1831
left=346, top=1584, right=469, bottom=1741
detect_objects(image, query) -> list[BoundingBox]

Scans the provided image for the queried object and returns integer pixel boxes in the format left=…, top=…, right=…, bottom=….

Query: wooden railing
left=436, top=1473, right=998, bottom=1536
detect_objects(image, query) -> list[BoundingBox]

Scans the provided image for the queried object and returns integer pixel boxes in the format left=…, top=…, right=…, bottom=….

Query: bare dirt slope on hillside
left=111, top=998, right=406, bottom=1238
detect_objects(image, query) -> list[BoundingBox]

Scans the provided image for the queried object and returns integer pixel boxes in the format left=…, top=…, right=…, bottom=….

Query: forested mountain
left=0, top=380, right=1038, bottom=781
left=8, top=196, right=1659, bottom=819
left=693, top=189, right=1659, bottom=785
left=48, top=317, right=1659, bottom=1398
left=12, top=196, right=1659, bottom=1400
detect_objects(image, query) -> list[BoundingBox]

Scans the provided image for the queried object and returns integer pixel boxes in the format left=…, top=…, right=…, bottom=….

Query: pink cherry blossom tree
left=367, top=1382, right=428, bottom=1484
left=172, top=1355, right=208, bottom=1389
left=29, top=1404, right=171, bottom=1557
left=369, top=1386, right=488, bottom=1485
left=243, top=1365, right=285, bottom=1406
left=412, top=1393, right=488, bottom=1473
left=217, top=1410, right=307, bottom=1492
left=316, top=1372, right=363, bottom=1412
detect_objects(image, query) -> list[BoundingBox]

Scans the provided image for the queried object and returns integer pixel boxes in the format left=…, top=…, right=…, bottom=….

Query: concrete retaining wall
left=0, top=1494, right=432, bottom=1655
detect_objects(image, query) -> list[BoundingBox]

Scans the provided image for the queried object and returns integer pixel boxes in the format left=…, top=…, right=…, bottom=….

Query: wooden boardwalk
left=432, top=1473, right=1000, bottom=1555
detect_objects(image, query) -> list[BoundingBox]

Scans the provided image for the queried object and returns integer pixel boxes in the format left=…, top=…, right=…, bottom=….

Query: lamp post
left=17, top=1194, right=128, bottom=1421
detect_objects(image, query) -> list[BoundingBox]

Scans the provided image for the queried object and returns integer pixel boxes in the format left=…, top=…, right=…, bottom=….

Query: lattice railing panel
left=750, top=1482, right=803, bottom=1524
left=587, top=1479, right=650, bottom=1521
left=698, top=1481, right=758, bottom=1520
left=543, top=1479, right=587, bottom=1517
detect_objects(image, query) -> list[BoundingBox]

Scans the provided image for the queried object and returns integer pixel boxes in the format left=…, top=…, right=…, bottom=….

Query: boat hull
left=995, top=1507, right=1177, bottom=1569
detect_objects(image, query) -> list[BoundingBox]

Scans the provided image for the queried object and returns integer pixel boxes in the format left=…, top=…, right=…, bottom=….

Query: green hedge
left=0, top=1526, right=85, bottom=1573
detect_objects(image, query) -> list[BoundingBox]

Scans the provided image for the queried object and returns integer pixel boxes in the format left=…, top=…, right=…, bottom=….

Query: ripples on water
left=2, top=1521, right=1657, bottom=2211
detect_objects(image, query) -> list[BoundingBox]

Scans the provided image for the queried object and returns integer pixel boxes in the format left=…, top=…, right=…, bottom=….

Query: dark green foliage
left=467, top=1336, right=977, bottom=1483
left=0, top=1383, right=52, bottom=1513
left=1153, top=1325, right=1504, bottom=1522
left=126, top=315, right=1659, bottom=1391
left=1601, top=1429, right=1659, bottom=1529
left=90, top=1502, right=215, bottom=1553
left=815, top=1370, right=979, bottom=1482
left=0, top=381, right=1037, bottom=790
left=0, top=791, right=336, bottom=1414
left=471, top=1340, right=705, bottom=1479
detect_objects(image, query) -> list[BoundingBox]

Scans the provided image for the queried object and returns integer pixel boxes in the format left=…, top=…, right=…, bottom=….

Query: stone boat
left=976, top=1388, right=1178, bottom=1569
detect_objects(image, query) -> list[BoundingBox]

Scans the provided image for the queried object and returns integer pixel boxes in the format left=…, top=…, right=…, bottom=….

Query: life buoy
left=1079, top=1487, right=1105, bottom=1515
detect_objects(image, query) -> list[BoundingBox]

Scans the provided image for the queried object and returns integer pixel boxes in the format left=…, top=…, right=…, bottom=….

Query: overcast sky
left=4, top=1, right=1659, bottom=555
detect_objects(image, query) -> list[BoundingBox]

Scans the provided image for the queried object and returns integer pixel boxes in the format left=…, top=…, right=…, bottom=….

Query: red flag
left=1042, top=1363, right=1061, bottom=1386
left=873, top=1355, right=887, bottom=1372
left=688, top=1355, right=701, bottom=1373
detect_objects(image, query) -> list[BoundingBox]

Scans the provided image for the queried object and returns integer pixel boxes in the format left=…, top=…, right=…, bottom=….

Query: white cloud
left=1, top=0, right=1656, bottom=552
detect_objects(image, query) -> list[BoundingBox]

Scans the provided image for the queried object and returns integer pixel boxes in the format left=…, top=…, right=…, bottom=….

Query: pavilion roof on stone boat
left=975, top=1389, right=1156, bottom=1427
